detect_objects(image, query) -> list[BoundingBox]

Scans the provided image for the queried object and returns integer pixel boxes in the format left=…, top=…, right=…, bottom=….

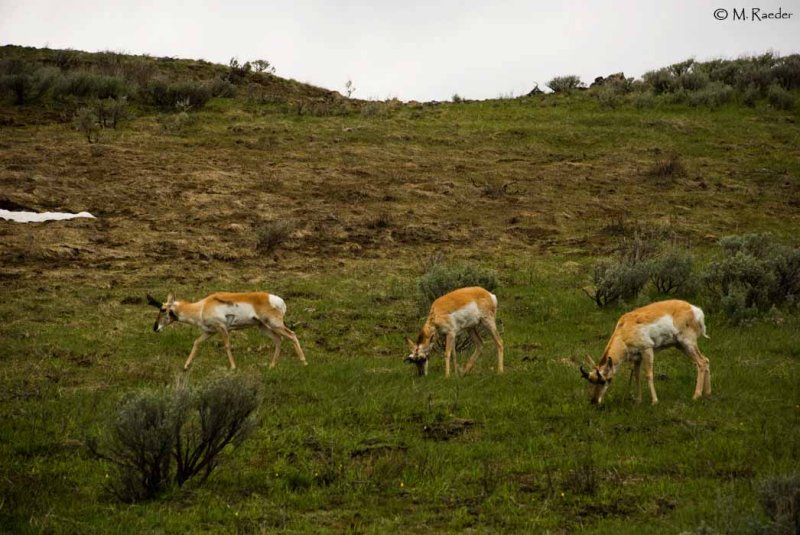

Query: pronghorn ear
left=146, top=294, right=162, bottom=308
left=166, top=293, right=175, bottom=305
left=406, top=337, right=417, bottom=351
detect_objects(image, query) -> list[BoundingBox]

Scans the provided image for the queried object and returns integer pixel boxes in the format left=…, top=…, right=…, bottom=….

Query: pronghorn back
left=430, top=287, right=497, bottom=316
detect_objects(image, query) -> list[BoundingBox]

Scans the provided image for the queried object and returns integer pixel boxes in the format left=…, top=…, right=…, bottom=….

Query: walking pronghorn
left=580, top=299, right=711, bottom=404
left=405, top=287, right=504, bottom=377
left=147, top=291, right=307, bottom=370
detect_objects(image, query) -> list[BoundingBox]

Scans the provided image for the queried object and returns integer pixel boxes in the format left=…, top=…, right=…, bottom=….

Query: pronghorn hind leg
left=681, top=342, right=711, bottom=399
left=184, top=331, right=213, bottom=370
left=642, top=348, right=658, bottom=405
left=481, top=317, right=504, bottom=374
left=462, top=327, right=484, bottom=375
left=701, top=351, right=711, bottom=396
left=273, top=324, right=307, bottom=366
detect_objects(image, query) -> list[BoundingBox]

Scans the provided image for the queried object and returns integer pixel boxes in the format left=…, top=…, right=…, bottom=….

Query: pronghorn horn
left=146, top=294, right=162, bottom=308
left=580, top=366, right=591, bottom=380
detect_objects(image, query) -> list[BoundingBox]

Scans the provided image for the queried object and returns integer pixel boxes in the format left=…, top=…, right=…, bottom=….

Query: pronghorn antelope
left=146, top=291, right=307, bottom=370
left=405, top=287, right=504, bottom=377
left=580, top=299, right=710, bottom=405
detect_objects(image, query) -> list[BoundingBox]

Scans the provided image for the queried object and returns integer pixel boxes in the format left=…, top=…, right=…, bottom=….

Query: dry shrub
left=255, top=220, right=296, bottom=255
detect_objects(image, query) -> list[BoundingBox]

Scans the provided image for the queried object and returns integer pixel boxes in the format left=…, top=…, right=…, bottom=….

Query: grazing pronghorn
left=405, top=287, right=504, bottom=377
left=147, top=291, right=307, bottom=370
left=580, top=299, right=710, bottom=405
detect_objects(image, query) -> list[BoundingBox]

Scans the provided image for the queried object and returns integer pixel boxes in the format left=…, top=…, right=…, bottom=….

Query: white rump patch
left=490, top=293, right=498, bottom=308
left=268, top=294, right=287, bottom=315
left=690, top=305, right=708, bottom=337
left=1, top=209, right=95, bottom=223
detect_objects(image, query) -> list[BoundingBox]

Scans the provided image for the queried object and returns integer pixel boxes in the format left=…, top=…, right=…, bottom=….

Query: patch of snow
left=0, top=209, right=95, bottom=223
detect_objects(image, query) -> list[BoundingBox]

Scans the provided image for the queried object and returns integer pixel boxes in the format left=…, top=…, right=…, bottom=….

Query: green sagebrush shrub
left=417, top=262, right=498, bottom=311
left=546, top=75, right=583, bottom=93
left=0, top=61, right=59, bottom=104
left=702, top=234, right=800, bottom=321
left=90, top=372, right=261, bottom=502
left=648, top=247, right=696, bottom=295
left=757, top=473, right=800, bottom=534
left=144, top=79, right=212, bottom=110
left=53, top=71, right=134, bottom=100
left=767, top=84, right=795, bottom=110
left=583, top=259, right=649, bottom=308
left=687, top=81, right=734, bottom=109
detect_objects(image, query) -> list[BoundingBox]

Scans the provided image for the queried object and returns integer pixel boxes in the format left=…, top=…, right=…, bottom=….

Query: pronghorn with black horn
left=580, top=299, right=710, bottom=405
left=146, top=291, right=307, bottom=370
left=405, top=287, right=504, bottom=377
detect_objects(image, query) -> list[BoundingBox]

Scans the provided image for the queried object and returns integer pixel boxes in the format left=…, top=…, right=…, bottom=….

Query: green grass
left=1, top=46, right=800, bottom=533
left=1, top=259, right=798, bottom=533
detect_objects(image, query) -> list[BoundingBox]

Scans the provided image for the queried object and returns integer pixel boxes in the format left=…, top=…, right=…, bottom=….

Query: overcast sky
left=1, top=0, right=799, bottom=101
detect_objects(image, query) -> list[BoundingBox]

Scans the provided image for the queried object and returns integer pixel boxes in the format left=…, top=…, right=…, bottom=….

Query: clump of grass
left=366, top=213, right=392, bottom=230
left=255, top=220, right=296, bottom=255
left=157, top=111, right=193, bottom=134
left=595, top=87, right=619, bottom=109
left=74, top=107, right=100, bottom=143
left=648, top=153, right=687, bottom=180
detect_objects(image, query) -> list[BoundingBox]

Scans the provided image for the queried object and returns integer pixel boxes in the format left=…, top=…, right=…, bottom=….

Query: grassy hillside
left=1, top=46, right=799, bottom=533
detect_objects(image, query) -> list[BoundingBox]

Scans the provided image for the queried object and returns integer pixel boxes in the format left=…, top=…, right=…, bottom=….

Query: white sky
left=1, top=0, right=799, bottom=101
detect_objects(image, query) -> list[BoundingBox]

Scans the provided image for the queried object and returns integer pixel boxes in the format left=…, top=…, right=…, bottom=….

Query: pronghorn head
left=404, top=337, right=433, bottom=364
left=580, top=355, right=615, bottom=404
left=147, top=293, right=177, bottom=333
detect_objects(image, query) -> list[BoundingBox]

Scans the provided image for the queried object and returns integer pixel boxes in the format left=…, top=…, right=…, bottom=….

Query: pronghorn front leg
left=629, top=359, right=642, bottom=403
left=218, top=328, right=236, bottom=369
left=642, top=348, right=657, bottom=405
left=184, top=331, right=213, bottom=370
left=444, top=332, right=455, bottom=378
left=261, top=327, right=282, bottom=369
